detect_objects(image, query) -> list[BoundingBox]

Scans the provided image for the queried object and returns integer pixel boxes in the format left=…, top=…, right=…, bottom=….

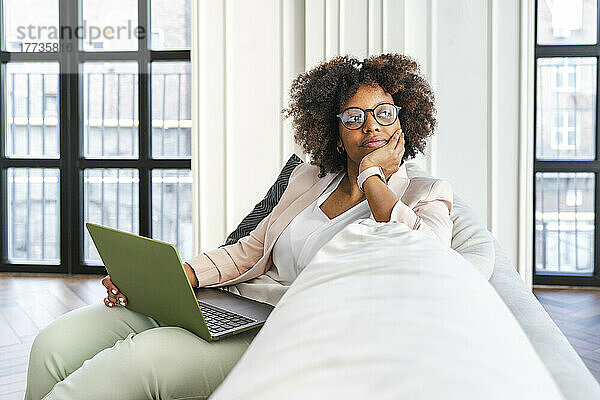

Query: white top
left=267, top=170, right=372, bottom=285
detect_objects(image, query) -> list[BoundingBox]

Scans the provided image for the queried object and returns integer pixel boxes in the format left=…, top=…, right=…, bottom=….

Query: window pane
left=536, top=57, right=596, bottom=160
left=7, top=168, right=60, bottom=264
left=151, top=0, right=191, bottom=50
left=81, top=0, right=139, bottom=51
left=152, top=169, right=193, bottom=261
left=537, top=0, right=597, bottom=44
left=535, top=173, right=595, bottom=274
left=5, top=63, right=59, bottom=158
left=151, top=62, right=191, bottom=158
left=83, top=169, right=139, bottom=264
left=2, top=0, right=59, bottom=51
left=83, top=62, right=139, bottom=158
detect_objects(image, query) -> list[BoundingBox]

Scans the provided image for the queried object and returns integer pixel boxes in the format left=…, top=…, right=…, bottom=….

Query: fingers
left=101, top=275, right=127, bottom=307
left=102, top=275, right=119, bottom=295
left=104, top=294, right=127, bottom=307
left=385, top=129, right=400, bottom=148
left=107, top=291, right=126, bottom=305
left=105, top=276, right=119, bottom=297
left=104, top=296, right=115, bottom=307
left=116, top=294, right=127, bottom=306
left=101, top=275, right=111, bottom=289
left=107, top=289, right=127, bottom=306
left=393, top=128, right=404, bottom=150
left=107, top=291, right=118, bottom=302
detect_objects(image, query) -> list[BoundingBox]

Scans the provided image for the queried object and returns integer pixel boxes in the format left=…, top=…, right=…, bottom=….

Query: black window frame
left=533, top=0, right=600, bottom=286
left=0, top=0, right=191, bottom=275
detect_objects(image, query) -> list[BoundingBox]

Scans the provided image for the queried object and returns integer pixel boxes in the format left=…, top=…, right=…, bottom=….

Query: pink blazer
left=186, top=161, right=453, bottom=288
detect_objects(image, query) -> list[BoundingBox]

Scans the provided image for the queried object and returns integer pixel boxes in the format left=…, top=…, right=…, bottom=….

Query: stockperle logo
left=15, top=20, right=146, bottom=42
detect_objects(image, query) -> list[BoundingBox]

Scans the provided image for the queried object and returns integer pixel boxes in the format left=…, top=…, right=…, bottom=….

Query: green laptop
left=86, top=222, right=274, bottom=342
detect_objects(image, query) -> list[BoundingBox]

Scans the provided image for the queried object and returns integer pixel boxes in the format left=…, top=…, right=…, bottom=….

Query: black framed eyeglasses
left=336, top=103, right=401, bottom=130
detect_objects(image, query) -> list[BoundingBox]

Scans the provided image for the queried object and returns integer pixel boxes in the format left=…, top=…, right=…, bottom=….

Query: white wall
left=192, top=0, right=531, bottom=282
left=192, top=0, right=305, bottom=253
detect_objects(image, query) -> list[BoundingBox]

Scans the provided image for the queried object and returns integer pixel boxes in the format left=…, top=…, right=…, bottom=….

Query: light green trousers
left=25, top=303, right=259, bottom=400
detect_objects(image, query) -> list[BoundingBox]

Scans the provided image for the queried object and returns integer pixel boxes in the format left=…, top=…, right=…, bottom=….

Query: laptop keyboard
left=198, top=302, right=255, bottom=334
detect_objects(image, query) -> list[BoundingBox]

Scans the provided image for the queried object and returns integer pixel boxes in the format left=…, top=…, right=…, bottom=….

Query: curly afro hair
left=281, top=53, right=437, bottom=178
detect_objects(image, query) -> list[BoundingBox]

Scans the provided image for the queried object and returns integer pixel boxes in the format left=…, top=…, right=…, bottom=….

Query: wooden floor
left=0, top=275, right=598, bottom=399
left=0, top=273, right=105, bottom=400
left=533, top=287, right=600, bottom=383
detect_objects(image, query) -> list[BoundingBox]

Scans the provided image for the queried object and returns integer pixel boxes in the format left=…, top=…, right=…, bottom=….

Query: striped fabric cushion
left=220, top=154, right=304, bottom=247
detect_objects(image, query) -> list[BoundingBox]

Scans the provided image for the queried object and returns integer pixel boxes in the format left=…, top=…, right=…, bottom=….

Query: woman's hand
left=358, top=129, right=405, bottom=180
left=101, top=264, right=198, bottom=308
left=101, top=275, right=127, bottom=307
left=183, top=262, right=199, bottom=288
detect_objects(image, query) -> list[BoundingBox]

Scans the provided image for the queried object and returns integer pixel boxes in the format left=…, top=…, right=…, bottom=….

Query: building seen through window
left=535, top=0, right=600, bottom=285
left=0, top=0, right=193, bottom=273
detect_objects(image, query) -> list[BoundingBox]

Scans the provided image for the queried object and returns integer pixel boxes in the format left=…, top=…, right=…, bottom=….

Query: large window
left=534, top=0, right=600, bottom=286
left=0, top=0, right=192, bottom=274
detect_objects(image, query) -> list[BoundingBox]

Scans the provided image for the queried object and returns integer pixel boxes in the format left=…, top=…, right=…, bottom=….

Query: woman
left=25, top=53, right=452, bottom=400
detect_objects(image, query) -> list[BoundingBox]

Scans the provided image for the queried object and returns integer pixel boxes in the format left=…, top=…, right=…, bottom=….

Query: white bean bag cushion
left=404, top=162, right=495, bottom=280
left=449, top=193, right=495, bottom=279
left=210, top=219, right=563, bottom=400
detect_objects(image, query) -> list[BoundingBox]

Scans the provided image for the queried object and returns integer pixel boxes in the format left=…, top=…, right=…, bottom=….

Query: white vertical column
left=368, top=0, right=383, bottom=56
left=192, top=0, right=287, bottom=250
left=432, top=0, right=490, bottom=224
left=305, top=0, right=326, bottom=69
left=404, top=0, right=432, bottom=173
left=325, top=0, right=341, bottom=59
left=282, top=0, right=308, bottom=161
left=192, top=0, right=228, bottom=252
left=340, top=0, right=369, bottom=58
left=225, top=0, right=283, bottom=233
left=382, top=0, right=404, bottom=54
left=519, top=0, right=535, bottom=287
left=490, top=0, right=521, bottom=272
